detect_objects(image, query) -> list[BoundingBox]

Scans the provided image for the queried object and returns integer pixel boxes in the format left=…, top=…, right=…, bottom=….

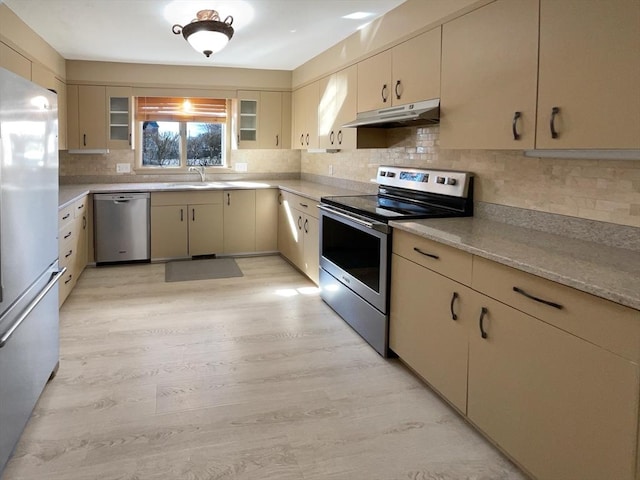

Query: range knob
left=445, top=177, right=457, bottom=186
left=436, top=176, right=446, bottom=184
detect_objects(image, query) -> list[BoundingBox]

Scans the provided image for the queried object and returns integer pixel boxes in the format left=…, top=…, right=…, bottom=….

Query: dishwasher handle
left=0, top=267, right=66, bottom=348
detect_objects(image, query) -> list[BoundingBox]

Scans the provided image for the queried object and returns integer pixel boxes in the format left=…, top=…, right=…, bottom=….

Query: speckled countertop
left=58, top=180, right=364, bottom=209
left=390, top=217, right=640, bottom=311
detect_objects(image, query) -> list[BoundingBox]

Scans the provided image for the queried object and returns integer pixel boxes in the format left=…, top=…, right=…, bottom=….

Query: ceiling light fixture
left=172, top=9, right=234, bottom=58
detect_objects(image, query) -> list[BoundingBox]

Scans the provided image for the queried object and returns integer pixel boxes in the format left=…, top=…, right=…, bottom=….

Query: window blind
left=135, top=97, right=227, bottom=123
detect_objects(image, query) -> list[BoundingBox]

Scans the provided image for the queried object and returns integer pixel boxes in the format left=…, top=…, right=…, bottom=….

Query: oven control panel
left=376, top=166, right=473, bottom=197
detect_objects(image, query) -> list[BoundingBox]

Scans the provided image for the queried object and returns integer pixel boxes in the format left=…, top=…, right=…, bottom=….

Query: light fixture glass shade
left=186, top=30, right=230, bottom=57
left=172, top=9, right=234, bottom=58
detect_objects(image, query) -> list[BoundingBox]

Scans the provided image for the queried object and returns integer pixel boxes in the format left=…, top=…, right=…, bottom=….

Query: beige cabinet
left=236, top=91, right=292, bottom=150
left=390, top=256, right=471, bottom=412
left=58, top=196, right=89, bottom=307
left=292, top=82, right=319, bottom=149
left=67, top=84, right=107, bottom=150
left=255, top=189, right=278, bottom=252
left=150, top=191, right=223, bottom=259
left=277, top=190, right=319, bottom=284
left=390, top=229, right=640, bottom=480
left=439, top=0, right=539, bottom=149
left=30, top=63, right=68, bottom=151
left=467, top=292, right=638, bottom=480
left=357, top=27, right=441, bottom=112
left=223, top=189, right=256, bottom=254
left=318, top=65, right=358, bottom=150
left=106, top=86, right=132, bottom=150
left=536, top=0, right=640, bottom=149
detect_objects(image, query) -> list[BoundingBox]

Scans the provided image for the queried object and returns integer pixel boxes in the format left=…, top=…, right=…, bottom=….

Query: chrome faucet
left=188, top=165, right=206, bottom=182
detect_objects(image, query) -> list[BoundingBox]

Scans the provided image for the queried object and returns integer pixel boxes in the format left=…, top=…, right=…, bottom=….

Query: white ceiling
left=3, top=0, right=407, bottom=70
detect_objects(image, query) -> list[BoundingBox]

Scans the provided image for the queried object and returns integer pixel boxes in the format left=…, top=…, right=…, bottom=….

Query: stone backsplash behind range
left=301, top=126, right=640, bottom=228
left=60, top=126, right=640, bottom=228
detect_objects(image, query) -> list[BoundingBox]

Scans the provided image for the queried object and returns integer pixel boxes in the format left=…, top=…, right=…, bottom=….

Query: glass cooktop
left=321, top=194, right=460, bottom=223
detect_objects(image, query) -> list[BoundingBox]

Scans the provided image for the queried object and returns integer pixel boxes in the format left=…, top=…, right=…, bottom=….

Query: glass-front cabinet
left=106, top=86, right=133, bottom=149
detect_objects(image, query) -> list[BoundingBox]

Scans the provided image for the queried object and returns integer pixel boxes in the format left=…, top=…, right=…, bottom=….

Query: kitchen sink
left=165, top=182, right=224, bottom=189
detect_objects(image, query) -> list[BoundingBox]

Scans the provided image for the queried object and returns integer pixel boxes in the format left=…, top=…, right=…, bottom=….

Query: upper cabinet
left=0, top=43, right=30, bottom=80
left=235, top=90, right=291, bottom=150
left=535, top=0, right=640, bottom=149
left=318, top=65, right=358, bottom=150
left=441, top=0, right=639, bottom=150
left=67, top=84, right=107, bottom=150
left=31, top=63, right=68, bottom=151
left=357, top=27, right=441, bottom=112
left=440, top=0, right=539, bottom=149
left=292, top=81, right=319, bottom=150
left=106, top=86, right=132, bottom=150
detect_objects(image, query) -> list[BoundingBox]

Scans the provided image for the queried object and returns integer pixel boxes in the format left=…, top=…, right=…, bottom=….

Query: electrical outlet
left=235, top=163, right=248, bottom=172
left=116, top=163, right=131, bottom=173
left=329, top=165, right=334, bottom=176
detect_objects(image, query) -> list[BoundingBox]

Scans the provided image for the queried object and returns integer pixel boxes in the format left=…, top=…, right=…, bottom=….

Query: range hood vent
left=342, top=98, right=440, bottom=129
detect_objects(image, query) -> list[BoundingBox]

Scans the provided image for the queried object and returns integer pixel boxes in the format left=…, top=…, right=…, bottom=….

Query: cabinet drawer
left=73, top=196, right=88, bottom=218
left=472, top=256, right=640, bottom=362
left=58, top=203, right=74, bottom=228
left=281, top=191, right=318, bottom=219
left=392, top=229, right=472, bottom=285
left=151, top=191, right=223, bottom=206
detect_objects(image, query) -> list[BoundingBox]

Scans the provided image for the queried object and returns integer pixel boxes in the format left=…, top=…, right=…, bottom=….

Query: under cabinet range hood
left=342, top=98, right=440, bottom=128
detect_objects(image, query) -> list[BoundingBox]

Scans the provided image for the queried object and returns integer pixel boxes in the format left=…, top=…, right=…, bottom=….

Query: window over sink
left=135, top=97, right=230, bottom=169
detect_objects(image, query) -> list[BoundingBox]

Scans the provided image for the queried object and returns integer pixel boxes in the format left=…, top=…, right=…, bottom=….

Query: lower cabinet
left=150, top=191, right=223, bottom=259
left=223, top=189, right=256, bottom=254
left=277, top=190, right=319, bottom=284
left=390, top=230, right=640, bottom=480
left=58, top=196, right=89, bottom=306
left=389, top=255, right=472, bottom=412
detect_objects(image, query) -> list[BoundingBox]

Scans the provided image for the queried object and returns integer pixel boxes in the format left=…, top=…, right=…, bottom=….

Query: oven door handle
left=318, top=204, right=389, bottom=233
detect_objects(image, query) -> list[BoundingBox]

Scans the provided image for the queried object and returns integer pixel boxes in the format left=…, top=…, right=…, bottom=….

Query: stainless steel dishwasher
left=94, top=193, right=150, bottom=265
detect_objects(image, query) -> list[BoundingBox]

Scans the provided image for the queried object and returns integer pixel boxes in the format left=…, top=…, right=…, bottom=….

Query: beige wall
left=302, top=127, right=640, bottom=228
left=292, top=0, right=491, bottom=87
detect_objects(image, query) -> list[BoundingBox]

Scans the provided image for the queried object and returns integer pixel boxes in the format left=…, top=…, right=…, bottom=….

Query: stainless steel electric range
left=318, top=166, right=474, bottom=357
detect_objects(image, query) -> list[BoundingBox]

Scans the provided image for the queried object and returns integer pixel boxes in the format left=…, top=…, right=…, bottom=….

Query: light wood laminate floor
left=2, top=256, right=527, bottom=480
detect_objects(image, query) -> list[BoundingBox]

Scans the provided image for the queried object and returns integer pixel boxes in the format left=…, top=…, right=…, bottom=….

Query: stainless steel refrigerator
left=0, top=67, right=65, bottom=475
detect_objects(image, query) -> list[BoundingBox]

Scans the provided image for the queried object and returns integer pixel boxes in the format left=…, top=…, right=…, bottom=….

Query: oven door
left=318, top=204, right=390, bottom=313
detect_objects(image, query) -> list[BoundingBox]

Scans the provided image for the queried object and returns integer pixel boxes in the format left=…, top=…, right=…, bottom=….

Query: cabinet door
left=77, top=85, right=106, bottom=149
left=302, top=214, right=319, bottom=285
left=302, top=82, right=319, bottom=149
left=536, top=0, right=640, bottom=148
left=468, top=295, right=639, bottom=480
left=277, top=192, right=300, bottom=263
left=334, top=65, right=357, bottom=149
left=440, top=0, right=538, bottom=149
left=151, top=205, right=188, bottom=259
left=390, top=255, right=470, bottom=412
left=54, top=78, right=68, bottom=150
left=66, top=84, right=80, bottom=150
left=223, top=190, right=256, bottom=254
left=392, top=27, right=441, bottom=106
left=237, top=91, right=259, bottom=149
left=256, top=189, right=278, bottom=252
left=317, top=74, right=337, bottom=149
left=73, top=210, right=88, bottom=278
left=106, top=86, right=132, bottom=150
left=357, top=50, right=392, bottom=112
left=258, top=91, right=283, bottom=149
left=189, top=204, right=223, bottom=256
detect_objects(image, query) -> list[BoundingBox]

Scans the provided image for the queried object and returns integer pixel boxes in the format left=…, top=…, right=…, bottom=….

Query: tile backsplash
left=59, top=126, right=640, bottom=228
left=302, top=126, right=640, bottom=228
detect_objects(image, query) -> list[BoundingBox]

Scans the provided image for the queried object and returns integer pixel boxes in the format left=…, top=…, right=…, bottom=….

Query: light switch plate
left=116, top=163, right=131, bottom=173
left=235, top=163, right=248, bottom=172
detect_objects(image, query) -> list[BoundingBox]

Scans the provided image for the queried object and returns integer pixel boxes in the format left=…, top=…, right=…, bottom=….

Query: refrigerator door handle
left=0, top=267, right=66, bottom=348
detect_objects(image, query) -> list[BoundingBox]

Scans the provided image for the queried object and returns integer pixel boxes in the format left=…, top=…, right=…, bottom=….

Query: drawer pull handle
left=299, top=203, right=308, bottom=208
left=65, top=250, right=73, bottom=258
left=413, top=247, right=439, bottom=260
left=304, top=218, right=309, bottom=234
left=77, top=203, right=85, bottom=210
left=64, top=232, right=72, bottom=239
left=64, top=275, right=73, bottom=285
left=550, top=106, right=560, bottom=139
left=513, top=286, right=563, bottom=310
left=62, top=213, right=70, bottom=220
left=450, top=291, right=458, bottom=320
left=297, top=215, right=303, bottom=230
left=479, top=307, right=488, bottom=339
